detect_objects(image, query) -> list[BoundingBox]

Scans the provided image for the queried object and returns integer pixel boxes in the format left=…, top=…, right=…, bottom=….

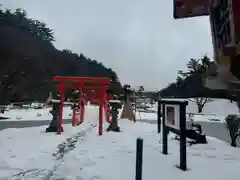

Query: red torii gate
left=53, top=76, right=111, bottom=136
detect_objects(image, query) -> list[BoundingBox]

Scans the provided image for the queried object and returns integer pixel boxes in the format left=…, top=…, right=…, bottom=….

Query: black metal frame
left=158, top=99, right=188, bottom=171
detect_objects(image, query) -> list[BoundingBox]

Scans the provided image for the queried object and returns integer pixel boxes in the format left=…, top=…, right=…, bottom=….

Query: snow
left=2, top=107, right=69, bottom=121
left=0, top=100, right=240, bottom=179
left=109, top=100, right=121, bottom=103
left=1, top=99, right=238, bottom=124
left=1, top=105, right=98, bottom=121
left=186, top=99, right=238, bottom=123
left=135, top=99, right=239, bottom=123
left=187, top=99, right=239, bottom=120
left=136, top=111, right=157, bottom=121
left=0, top=105, right=100, bottom=179
left=0, top=119, right=240, bottom=180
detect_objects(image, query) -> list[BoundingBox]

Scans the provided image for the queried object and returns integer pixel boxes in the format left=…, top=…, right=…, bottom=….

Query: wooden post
left=157, top=101, right=161, bottom=133
left=98, top=85, right=104, bottom=136
left=57, top=81, right=64, bottom=135
left=162, top=103, right=168, bottom=155
left=104, top=93, right=111, bottom=123
left=72, top=108, right=76, bottom=126
left=179, top=103, right=187, bottom=171
left=79, top=87, right=85, bottom=121
left=78, top=88, right=82, bottom=109
left=135, top=138, right=143, bottom=180
left=80, top=99, right=85, bottom=122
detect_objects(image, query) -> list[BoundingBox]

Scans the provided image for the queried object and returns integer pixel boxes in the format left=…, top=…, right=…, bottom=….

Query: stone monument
left=45, top=92, right=64, bottom=133
left=107, top=100, right=122, bottom=132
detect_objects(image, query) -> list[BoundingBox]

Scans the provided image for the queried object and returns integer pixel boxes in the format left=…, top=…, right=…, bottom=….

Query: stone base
left=106, top=125, right=120, bottom=132
left=45, top=126, right=64, bottom=133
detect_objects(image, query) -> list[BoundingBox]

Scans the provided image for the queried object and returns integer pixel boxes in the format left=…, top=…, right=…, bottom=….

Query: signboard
left=165, top=105, right=180, bottom=129
left=173, top=0, right=210, bottom=19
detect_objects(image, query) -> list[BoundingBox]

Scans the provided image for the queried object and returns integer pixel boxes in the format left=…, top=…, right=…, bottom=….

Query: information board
left=165, top=104, right=180, bottom=129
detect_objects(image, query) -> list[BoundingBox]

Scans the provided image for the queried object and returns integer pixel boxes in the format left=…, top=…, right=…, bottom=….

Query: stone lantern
left=107, top=100, right=122, bottom=132
left=45, top=92, right=64, bottom=133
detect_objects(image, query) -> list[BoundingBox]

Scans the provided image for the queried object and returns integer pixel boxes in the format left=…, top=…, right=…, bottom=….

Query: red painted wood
left=53, top=76, right=111, bottom=82
left=53, top=76, right=111, bottom=136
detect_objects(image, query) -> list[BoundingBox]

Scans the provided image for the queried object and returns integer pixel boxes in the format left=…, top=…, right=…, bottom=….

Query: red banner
left=173, top=0, right=210, bottom=19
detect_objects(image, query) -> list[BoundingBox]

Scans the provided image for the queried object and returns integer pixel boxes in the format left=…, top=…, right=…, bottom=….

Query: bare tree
left=189, top=97, right=212, bottom=113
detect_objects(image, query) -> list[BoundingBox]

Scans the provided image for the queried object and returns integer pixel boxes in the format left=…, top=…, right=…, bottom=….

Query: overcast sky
left=2, top=0, right=213, bottom=90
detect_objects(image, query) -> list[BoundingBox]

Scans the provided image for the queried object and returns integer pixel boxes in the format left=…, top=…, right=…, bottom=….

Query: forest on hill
left=0, top=8, right=122, bottom=104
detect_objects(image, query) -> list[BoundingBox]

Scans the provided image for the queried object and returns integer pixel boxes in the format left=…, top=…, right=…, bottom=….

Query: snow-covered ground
left=0, top=101, right=240, bottom=179
left=0, top=119, right=240, bottom=179
left=187, top=99, right=239, bottom=116
left=1, top=105, right=97, bottom=121
left=135, top=99, right=239, bottom=123
left=187, top=99, right=239, bottom=123
left=2, top=107, right=71, bottom=121
left=1, top=99, right=238, bottom=123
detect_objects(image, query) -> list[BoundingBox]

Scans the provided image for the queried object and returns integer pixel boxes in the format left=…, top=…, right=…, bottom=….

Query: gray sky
left=2, top=0, right=213, bottom=90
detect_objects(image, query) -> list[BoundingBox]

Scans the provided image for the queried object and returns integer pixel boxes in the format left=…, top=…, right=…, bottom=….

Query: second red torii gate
left=53, top=76, right=112, bottom=136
